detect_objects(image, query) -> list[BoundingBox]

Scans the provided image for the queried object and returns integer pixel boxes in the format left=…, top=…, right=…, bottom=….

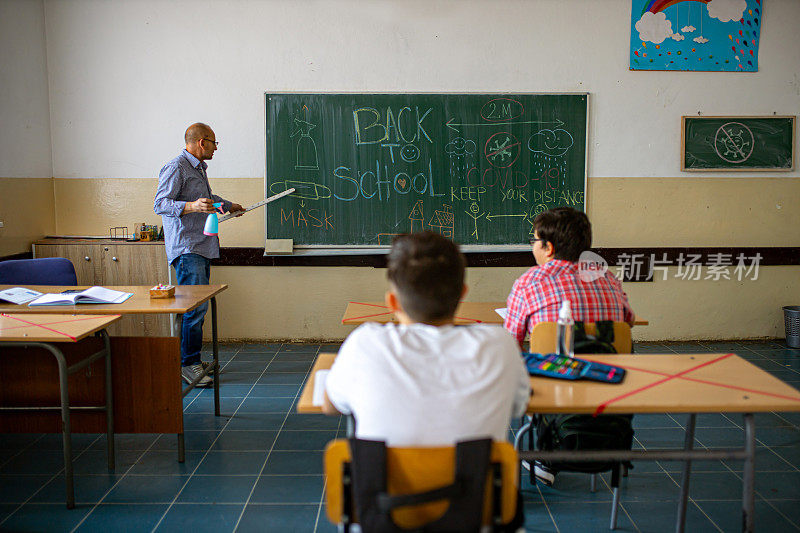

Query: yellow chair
left=324, top=438, right=519, bottom=532
left=529, top=321, right=633, bottom=354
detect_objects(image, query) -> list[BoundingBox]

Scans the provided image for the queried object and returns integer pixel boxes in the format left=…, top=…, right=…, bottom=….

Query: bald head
left=185, top=123, right=213, bottom=145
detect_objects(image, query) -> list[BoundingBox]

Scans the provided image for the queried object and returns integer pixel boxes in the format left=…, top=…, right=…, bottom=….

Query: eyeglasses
left=202, top=138, right=219, bottom=147
left=529, top=237, right=547, bottom=245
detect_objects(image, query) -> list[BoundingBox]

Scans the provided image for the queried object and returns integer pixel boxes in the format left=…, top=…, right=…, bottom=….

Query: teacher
left=154, top=122, right=243, bottom=387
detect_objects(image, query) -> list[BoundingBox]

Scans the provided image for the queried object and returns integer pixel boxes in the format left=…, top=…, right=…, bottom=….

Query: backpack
left=533, top=321, right=634, bottom=476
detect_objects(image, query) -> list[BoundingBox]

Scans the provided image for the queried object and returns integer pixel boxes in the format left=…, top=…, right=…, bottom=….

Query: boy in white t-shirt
left=323, top=231, right=530, bottom=447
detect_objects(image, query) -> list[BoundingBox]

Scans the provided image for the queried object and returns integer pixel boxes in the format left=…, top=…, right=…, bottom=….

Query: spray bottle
left=556, top=300, right=574, bottom=358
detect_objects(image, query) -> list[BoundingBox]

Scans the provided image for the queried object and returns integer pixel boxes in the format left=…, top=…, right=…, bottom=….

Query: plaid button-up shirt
left=504, top=259, right=635, bottom=347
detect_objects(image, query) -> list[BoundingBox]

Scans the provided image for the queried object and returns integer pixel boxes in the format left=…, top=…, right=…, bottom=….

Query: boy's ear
left=385, top=289, right=402, bottom=313
left=461, top=284, right=468, bottom=299
left=543, top=240, right=556, bottom=260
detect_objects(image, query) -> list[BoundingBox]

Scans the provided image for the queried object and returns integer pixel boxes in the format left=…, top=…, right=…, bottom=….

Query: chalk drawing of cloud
left=528, top=129, right=574, bottom=157
left=445, top=137, right=476, bottom=157
left=694, top=36, right=709, bottom=43
left=671, top=33, right=685, bottom=41
left=708, top=0, right=746, bottom=23
left=682, top=25, right=696, bottom=33
left=635, top=12, right=673, bottom=44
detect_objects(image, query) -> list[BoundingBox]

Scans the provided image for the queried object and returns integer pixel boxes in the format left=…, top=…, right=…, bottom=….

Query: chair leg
left=590, top=473, right=597, bottom=492
left=609, top=463, right=622, bottom=530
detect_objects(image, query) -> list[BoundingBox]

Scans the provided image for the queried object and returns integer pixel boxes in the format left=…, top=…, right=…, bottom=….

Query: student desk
left=0, top=284, right=227, bottom=462
left=297, top=352, right=800, bottom=533
left=0, top=313, right=121, bottom=508
left=341, top=301, right=649, bottom=326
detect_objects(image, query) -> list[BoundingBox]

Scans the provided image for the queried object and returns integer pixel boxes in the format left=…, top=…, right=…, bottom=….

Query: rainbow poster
left=630, top=0, right=761, bottom=71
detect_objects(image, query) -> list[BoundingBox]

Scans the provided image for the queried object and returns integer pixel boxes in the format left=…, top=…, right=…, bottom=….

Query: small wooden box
left=149, top=285, right=175, bottom=299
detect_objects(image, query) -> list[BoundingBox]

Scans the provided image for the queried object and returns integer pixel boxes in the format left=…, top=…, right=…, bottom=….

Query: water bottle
left=556, top=300, right=574, bottom=358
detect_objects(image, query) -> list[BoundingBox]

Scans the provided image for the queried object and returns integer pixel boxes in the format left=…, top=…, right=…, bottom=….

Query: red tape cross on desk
left=0, top=313, right=120, bottom=341
left=343, top=302, right=484, bottom=324
left=592, top=353, right=800, bottom=416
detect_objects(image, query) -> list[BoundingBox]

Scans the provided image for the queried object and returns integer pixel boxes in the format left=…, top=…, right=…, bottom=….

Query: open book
left=28, top=286, right=133, bottom=306
left=0, top=287, right=44, bottom=305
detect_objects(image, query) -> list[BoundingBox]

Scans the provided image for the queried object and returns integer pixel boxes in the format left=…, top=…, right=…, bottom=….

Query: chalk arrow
left=445, top=118, right=564, bottom=132
left=485, top=212, right=527, bottom=222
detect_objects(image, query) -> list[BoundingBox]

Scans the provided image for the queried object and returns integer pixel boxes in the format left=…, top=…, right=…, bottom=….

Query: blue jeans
left=172, top=253, right=211, bottom=367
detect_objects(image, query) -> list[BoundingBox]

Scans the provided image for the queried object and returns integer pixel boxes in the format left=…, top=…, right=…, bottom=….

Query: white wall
left=0, top=0, right=52, bottom=178
left=42, top=0, right=800, bottom=180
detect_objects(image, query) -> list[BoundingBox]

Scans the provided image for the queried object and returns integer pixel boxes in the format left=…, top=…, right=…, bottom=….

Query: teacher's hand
left=187, top=198, right=216, bottom=213
left=229, top=203, right=245, bottom=217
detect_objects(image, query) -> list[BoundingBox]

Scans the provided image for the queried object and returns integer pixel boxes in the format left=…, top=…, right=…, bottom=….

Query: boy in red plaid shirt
left=504, top=207, right=634, bottom=348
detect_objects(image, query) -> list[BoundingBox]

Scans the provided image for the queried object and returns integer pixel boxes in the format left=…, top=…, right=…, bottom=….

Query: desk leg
left=742, top=413, right=755, bottom=533
left=211, top=297, right=220, bottom=417
left=100, top=330, right=115, bottom=471
left=675, top=413, right=696, bottom=533
left=44, top=344, right=75, bottom=509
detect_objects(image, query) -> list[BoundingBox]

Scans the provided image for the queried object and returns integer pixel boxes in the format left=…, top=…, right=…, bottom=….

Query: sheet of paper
left=0, top=287, right=43, bottom=305
left=312, top=370, right=329, bottom=407
left=495, top=307, right=508, bottom=320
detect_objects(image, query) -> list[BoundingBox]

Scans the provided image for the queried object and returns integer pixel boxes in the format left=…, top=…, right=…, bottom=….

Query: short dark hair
left=532, top=207, right=591, bottom=262
left=387, top=232, right=466, bottom=323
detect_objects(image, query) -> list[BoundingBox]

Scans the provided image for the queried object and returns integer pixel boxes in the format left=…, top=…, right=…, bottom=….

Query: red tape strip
left=1, top=313, right=78, bottom=340
left=592, top=353, right=735, bottom=416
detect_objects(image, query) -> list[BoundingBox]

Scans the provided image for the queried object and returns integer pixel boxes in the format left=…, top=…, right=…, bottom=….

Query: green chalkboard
left=682, top=116, right=795, bottom=171
left=265, top=93, right=587, bottom=249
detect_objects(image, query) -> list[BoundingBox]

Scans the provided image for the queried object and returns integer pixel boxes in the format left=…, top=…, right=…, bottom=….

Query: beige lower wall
left=0, top=178, right=55, bottom=256
left=14, top=176, right=800, bottom=341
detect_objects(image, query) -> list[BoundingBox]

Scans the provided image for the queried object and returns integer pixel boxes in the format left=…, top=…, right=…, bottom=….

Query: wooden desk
left=0, top=285, right=228, bottom=462
left=298, top=352, right=800, bottom=532
left=342, top=301, right=648, bottom=326
left=0, top=313, right=121, bottom=508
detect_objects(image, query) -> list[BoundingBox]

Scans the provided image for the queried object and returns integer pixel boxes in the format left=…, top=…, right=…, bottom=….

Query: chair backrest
left=0, top=258, right=78, bottom=285
left=324, top=439, right=518, bottom=529
left=530, top=321, right=632, bottom=354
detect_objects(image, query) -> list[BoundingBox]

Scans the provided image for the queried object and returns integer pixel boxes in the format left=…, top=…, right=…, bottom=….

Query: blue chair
left=0, top=257, right=78, bottom=285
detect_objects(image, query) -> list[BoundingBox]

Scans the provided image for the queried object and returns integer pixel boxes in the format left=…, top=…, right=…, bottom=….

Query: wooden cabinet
left=33, top=239, right=171, bottom=336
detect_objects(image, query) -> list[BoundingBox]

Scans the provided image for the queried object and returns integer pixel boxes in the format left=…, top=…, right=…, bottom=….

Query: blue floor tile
left=0, top=449, right=67, bottom=476
left=236, top=503, right=320, bottom=533
left=195, top=451, right=268, bottom=475
left=622, top=500, right=717, bottom=532
left=256, top=372, right=307, bottom=385
left=76, top=503, right=169, bottom=532
left=268, top=360, right=314, bottom=372
left=30, top=474, right=122, bottom=504
left=151, top=431, right=220, bottom=452
left=0, top=474, right=53, bottom=503
left=272, top=430, right=337, bottom=451
left=249, top=474, right=324, bottom=503
left=539, top=501, right=636, bottom=531
left=156, top=503, right=244, bottom=532
left=262, top=451, right=324, bottom=475
left=282, top=414, right=341, bottom=431
left=278, top=344, right=320, bottom=353
left=0, top=433, right=42, bottom=450
left=224, top=413, right=287, bottom=431
left=221, top=360, right=269, bottom=372
left=103, top=475, right=189, bottom=503
left=247, top=384, right=303, bottom=397
left=210, top=430, right=278, bottom=452
left=0, top=502, right=90, bottom=532
left=26, top=433, right=100, bottom=452
left=176, top=475, right=258, bottom=503
left=274, top=352, right=318, bottom=362
left=696, top=500, right=800, bottom=532
left=237, top=396, right=295, bottom=413
left=127, top=450, right=205, bottom=476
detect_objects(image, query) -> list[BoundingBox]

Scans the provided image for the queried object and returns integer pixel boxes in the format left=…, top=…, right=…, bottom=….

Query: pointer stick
left=218, top=188, right=296, bottom=222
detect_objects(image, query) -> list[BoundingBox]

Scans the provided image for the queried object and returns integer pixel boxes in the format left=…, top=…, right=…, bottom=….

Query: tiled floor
left=0, top=340, right=798, bottom=532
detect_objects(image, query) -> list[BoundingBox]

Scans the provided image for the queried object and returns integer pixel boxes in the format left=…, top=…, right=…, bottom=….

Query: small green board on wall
left=682, top=116, right=795, bottom=171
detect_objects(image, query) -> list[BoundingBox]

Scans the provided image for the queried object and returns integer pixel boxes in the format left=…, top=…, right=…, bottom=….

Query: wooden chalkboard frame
left=681, top=116, right=796, bottom=172
left=264, top=92, right=589, bottom=255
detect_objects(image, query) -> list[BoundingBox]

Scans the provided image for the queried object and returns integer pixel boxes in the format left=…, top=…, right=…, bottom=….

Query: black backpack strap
left=594, top=320, right=616, bottom=345
left=572, top=321, right=589, bottom=343
left=349, top=438, right=405, bottom=533
left=348, top=438, right=493, bottom=533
